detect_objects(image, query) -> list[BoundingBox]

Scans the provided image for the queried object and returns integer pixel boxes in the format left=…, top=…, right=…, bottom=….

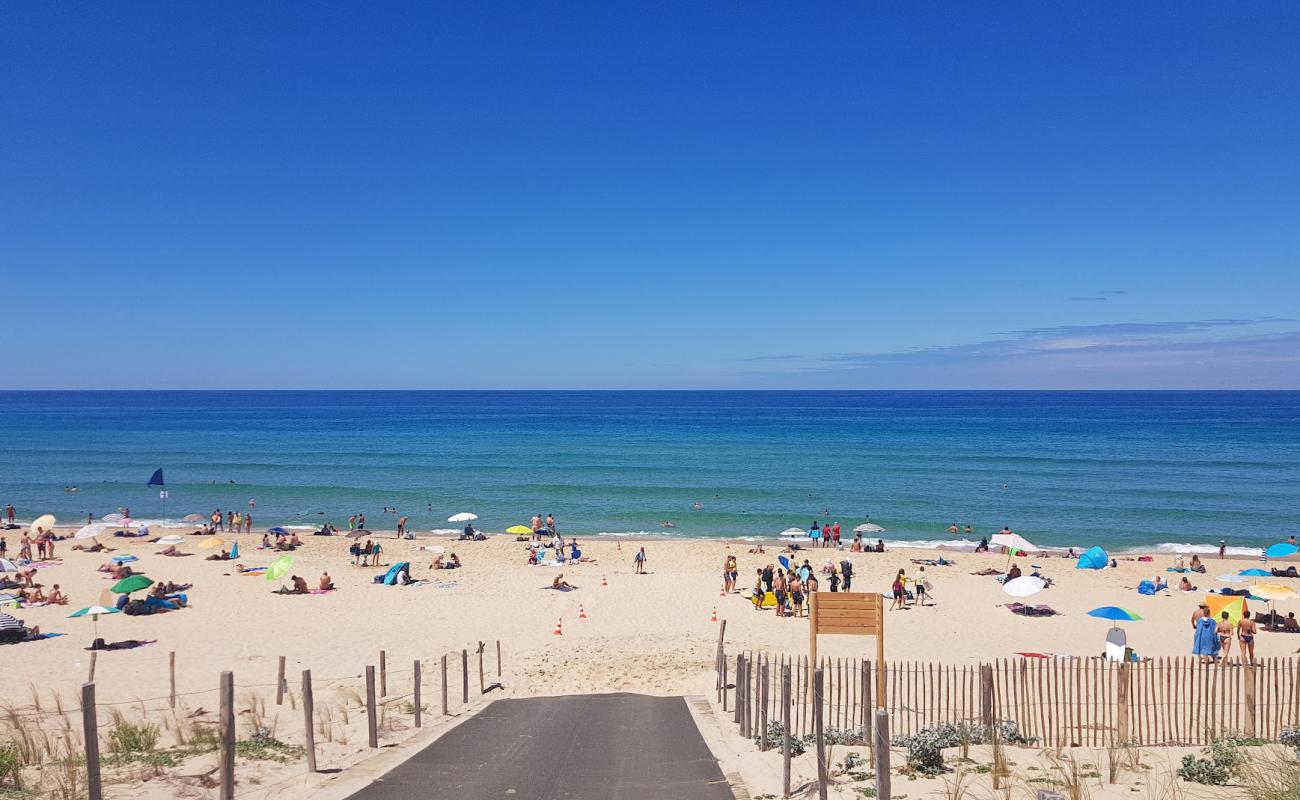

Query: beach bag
left=123, top=599, right=156, bottom=616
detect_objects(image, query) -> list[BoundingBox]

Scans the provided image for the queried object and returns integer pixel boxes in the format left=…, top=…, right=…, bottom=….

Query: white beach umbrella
left=74, top=524, right=107, bottom=540
left=854, top=523, right=885, bottom=534
left=0, top=559, right=18, bottom=573
left=102, top=513, right=125, bottom=524
left=991, top=533, right=1037, bottom=553
left=156, top=535, right=185, bottom=546
left=448, top=513, right=478, bottom=523
left=1002, top=576, right=1047, bottom=598
left=779, top=527, right=807, bottom=536
left=1216, top=574, right=1249, bottom=584
left=29, top=514, right=56, bottom=534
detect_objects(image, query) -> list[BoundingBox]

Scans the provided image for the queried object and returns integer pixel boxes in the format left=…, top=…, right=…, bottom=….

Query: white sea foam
left=593, top=530, right=680, bottom=538
left=1135, top=542, right=1265, bottom=557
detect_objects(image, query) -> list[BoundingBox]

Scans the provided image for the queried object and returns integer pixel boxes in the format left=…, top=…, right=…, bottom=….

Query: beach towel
left=87, top=639, right=156, bottom=651
left=0, top=632, right=63, bottom=645
left=1167, top=567, right=1189, bottom=573
left=1192, top=615, right=1219, bottom=656
left=1007, top=603, right=1058, bottom=617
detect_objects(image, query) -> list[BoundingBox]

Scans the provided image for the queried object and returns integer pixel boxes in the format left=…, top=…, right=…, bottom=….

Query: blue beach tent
left=1077, top=546, right=1108, bottom=570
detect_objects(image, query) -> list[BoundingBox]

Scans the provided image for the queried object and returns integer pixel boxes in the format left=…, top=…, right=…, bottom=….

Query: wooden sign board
left=809, top=592, right=885, bottom=707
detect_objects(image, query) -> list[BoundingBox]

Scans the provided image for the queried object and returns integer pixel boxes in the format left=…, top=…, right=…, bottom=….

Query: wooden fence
left=722, top=652, right=1300, bottom=747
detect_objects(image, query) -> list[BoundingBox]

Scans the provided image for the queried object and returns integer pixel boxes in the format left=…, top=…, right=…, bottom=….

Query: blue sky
left=2, top=3, right=1297, bottom=389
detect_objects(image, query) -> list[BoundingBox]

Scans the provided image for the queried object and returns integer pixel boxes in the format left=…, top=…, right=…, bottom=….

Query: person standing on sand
left=397, top=516, right=407, bottom=538
left=358, top=513, right=366, bottom=530
left=634, top=546, right=646, bottom=574
left=1216, top=611, right=1235, bottom=661
left=1219, top=540, right=1227, bottom=559
left=762, top=563, right=774, bottom=593
left=831, top=521, right=841, bottom=548
left=840, top=558, right=853, bottom=591
left=546, top=514, right=555, bottom=534
left=348, top=515, right=356, bottom=532
left=809, top=521, right=821, bottom=548
left=5, top=504, right=14, bottom=524
left=214, top=509, right=223, bottom=531
left=244, top=514, right=252, bottom=533
left=226, top=511, right=234, bottom=531
left=1238, top=611, right=1258, bottom=664
left=774, top=570, right=787, bottom=617
left=1192, top=605, right=1218, bottom=663
left=891, top=569, right=907, bottom=611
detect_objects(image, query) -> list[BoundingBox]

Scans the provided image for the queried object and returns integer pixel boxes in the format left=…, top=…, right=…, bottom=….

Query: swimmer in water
left=661, top=521, right=674, bottom=528
left=692, top=502, right=702, bottom=510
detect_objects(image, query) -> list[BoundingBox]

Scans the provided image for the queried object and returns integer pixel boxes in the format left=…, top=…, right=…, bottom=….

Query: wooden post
left=219, top=671, right=235, bottom=800
left=734, top=654, right=744, bottom=726
left=715, top=619, right=728, bottom=702
left=169, top=651, right=176, bottom=710
left=413, top=660, right=423, bottom=728
left=88, top=650, right=97, bottom=683
left=814, top=667, right=827, bottom=800
left=782, top=664, right=792, bottom=799
left=874, top=709, right=892, bottom=800
left=462, top=649, right=470, bottom=704
left=82, top=683, right=102, bottom=800
left=365, top=666, right=379, bottom=749
left=980, top=664, right=995, bottom=729
left=759, top=661, right=769, bottom=751
left=496, top=639, right=502, bottom=678
left=1244, top=664, right=1257, bottom=738
left=276, top=656, right=286, bottom=705
left=861, top=660, right=872, bottom=746
left=441, top=655, right=449, bottom=715
left=478, top=641, right=486, bottom=694
left=301, top=670, right=317, bottom=773
left=379, top=650, right=387, bottom=697
left=1116, top=661, right=1132, bottom=744
left=721, top=655, right=729, bottom=712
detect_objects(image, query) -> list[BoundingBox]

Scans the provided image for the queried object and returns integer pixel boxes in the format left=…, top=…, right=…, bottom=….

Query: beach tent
left=1266, top=543, right=1299, bottom=559
left=1204, top=594, right=1249, bottom=626
left=1076, top=546, right=1108, bottom=570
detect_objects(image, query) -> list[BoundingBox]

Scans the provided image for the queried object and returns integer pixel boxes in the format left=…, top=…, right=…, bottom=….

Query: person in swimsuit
left=789, top=575, right=804, bottom=617
left=773, top=570, right=787, bottom=618
left=891, top=569, right=907, bottom=610
left=1237, top=611, right=1257, bottom=664
left=752, top=569, right=765, bottom=610
left=1216, top=611, right=1235, bottom=662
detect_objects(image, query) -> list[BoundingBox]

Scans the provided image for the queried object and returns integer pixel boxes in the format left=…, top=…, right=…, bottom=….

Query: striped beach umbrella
left=0, top=613, right=22, bottom=632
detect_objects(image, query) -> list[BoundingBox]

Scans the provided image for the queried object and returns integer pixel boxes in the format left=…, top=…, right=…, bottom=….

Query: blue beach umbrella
left=268, top=527, right=289, bottom=536
left=1087, top=606, right=1143, bottom=622
left=110, top=554, right=138, bottom=564
left=1265, top=543, right=1299, bottom=559
left=1240, top=568, right=1272, bottom=577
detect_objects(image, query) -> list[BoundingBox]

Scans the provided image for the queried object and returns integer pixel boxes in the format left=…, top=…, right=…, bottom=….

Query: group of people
left=750, top=557, right=857, bottom=616
left=0, top=529, right=60, bottom=561
left=1192, top=603, right=1260, bottom=664
left=210, top=509, right=254, bottom=533
left=530, top=513, right=557, bottom=540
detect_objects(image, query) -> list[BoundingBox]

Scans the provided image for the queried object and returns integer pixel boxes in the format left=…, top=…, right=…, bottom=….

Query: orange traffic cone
left=553, top=618, right=563, bottom=636
left=579, top=605, right=587, bottom=619
left=710, top=607, right=718, bottom=623
left=720, top=584, right=727, bottom=597
left=601, top=575, right=608, bottom=587
left=617, top=542, right=622, bottom=552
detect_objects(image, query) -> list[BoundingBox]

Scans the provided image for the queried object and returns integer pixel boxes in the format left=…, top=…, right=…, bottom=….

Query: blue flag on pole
left=147, top=468, right=165, bottom=487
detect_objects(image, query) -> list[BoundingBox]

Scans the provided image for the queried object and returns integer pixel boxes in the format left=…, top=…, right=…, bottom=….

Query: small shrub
left=1177, top=753, right=1230, bottom=786
left=107, top=720, right=159, bottom=759
left=0, top=741, right=22, bottom=788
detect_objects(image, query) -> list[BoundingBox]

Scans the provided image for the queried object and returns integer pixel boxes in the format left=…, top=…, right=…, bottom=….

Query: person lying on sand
left=0, top=619, right=40, bottom=643
left=158, top=545, right=188, bottom=557
left=151, top=585, right=187, bottom=607
left=550, top=574, right=574, bottom=591
left=205, top=549, right=231, bottom=561
left=319, top=572, right=334, bottom=591
left=749, top=544, right=766, bottom=554
left=276, top=576, right=310, bottom=595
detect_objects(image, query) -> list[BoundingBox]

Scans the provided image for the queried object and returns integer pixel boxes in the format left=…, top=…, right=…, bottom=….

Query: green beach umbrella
left=111, top=575, right=154, bottom=594
left=266, top=555, right=293, bottom=582
left=70, top=604, right=119, bottom=639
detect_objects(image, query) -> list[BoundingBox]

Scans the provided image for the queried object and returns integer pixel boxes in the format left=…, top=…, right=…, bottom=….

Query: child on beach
left=634, top=547, right=646, bottom=574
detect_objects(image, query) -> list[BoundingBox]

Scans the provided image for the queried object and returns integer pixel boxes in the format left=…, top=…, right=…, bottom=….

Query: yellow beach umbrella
left=1251, top=583, right=1298, bottom=602
left=30, top=514, right=56, bottom=534
left=506, top=525, right=532, bottom=535
left=197, top=536, right=225, bottom=550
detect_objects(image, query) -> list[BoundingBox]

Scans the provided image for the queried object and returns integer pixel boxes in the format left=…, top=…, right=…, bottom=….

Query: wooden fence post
left=169, top=651, right=176, bottom=710
left=1116, top=662, right=1132, bottom=745
left=759, top=661, right=769, bottom=751
left=219, top=671, right=235, bottom=800
left=715, top=620, right=728, bottom=702
left=496, top=640, right=502, bottom=678
left=814, top=666, right=827, bottom=800
left=734, top=654, right=744, bottom=726
left=301, top=670, right=317, bottom=773
left=1244, top=664, right=1257, bottom=738
left=478, top=641, right=486, bottom=694
left=721, top=655, right=729, bottom=712
left=276, top=656, right=286, bottom=705
left=782, top=664, right=792, bottom=799
left=413, top=660, right=423, bottom=728
left=379, top=650, right=387, bottom=698
left=874, top=709, right=892, bottom=800
left=441, top=655, right=449, bottom=715
left=980, top=664, right=995, bottom=729
left=365, top=666, right=379, bottom=748
left=82, top=683, right=102, bottom=800
left=462, top=649, right=469, bottom=704
left=88, top=651, right=97, bottom=683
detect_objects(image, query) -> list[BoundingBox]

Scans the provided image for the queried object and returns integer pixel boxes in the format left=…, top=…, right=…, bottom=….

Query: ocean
left=0, top=391, right=1296, bottom=554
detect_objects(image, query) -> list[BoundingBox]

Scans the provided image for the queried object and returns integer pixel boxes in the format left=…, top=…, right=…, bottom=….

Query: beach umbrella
left=69, top=605, right=119, bottom=639
left=448, top=513, right=478, bottom=523
left=345, top=530, right=368, bottom=539
left=0, top=559, right=17, bottom=573
left=182, top=514, right=204, bottom=523
left=74, top=524, right=107, bottom=540
left=0, top=613, right=21, bottom=633
left=853, top=523, right=885, bottom=533
left=110, top=554, right=138, bottom=564
left=780, top=527, right=806, bottom=536
left=29, top=514, right=56, bottom=533
left=1216, top=574, right=1248, bottom=583
left=1250, top=583, right=1298, bottom=602
left=111, top=575, right=154, bottom=594
left=268, top=527, right=289, bottom=536
left=991, top=533, right=1037, bottom=553
left=1087, top=606, right=1143, bottom=622
left=102, top=513, right=125, bottom=524
left=156, top=535, right=184, bottom=546
left=265, top=555, right=293, bottom=582
left=1265, top=543, right=1299, bottom=559
left=506, top=525, right=533, bottom=535
left=1240, top=568, right=1272, bottom=577
left=197, top=537, right=225, bottom=549
left=1003, top=576, right=1047, bottom=598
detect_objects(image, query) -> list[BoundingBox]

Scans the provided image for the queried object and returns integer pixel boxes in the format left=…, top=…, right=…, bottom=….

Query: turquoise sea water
left=0, top=391, right=1296, bottom=553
